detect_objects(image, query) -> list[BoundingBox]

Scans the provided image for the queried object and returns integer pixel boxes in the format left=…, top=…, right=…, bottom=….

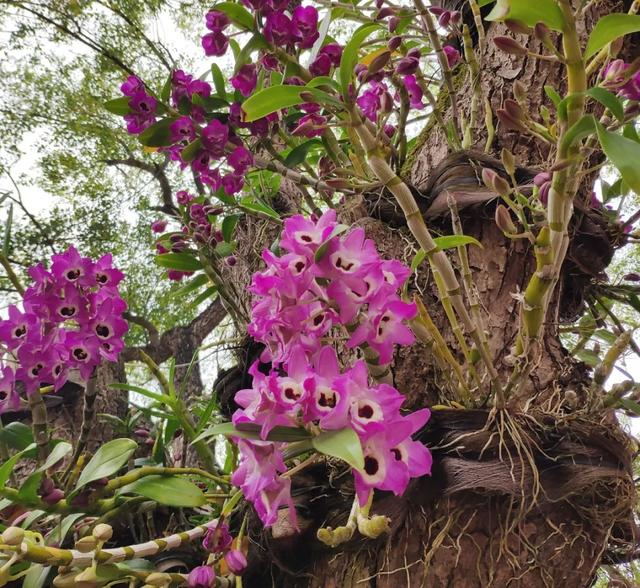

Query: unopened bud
left=380, top=91, right=393, bottom=113
left=501, top=148, right=516, bottom=176
left=146, top=572, right=173, bottom=586
left=92, top=523, right=113, bottom=542
left=504, top=19, right=530, bottom=35
left=75, top=536, right=98, bottom=553
left=388, top=36, right=402, bottom=52
left=494, top=36, right=527, bottom=56
left=1, top=527, right=25, bottom=546
left=368, top=50, right=391, bottom=75
left=496, top=109, right=527, bottom=133
left=388, top=16, right=400, bottom=32
left=503, top=99, right=524, bottom=121
left=450, top=10, right=461, bottom=25
left=42, top=488, right=65, bottom=505
left=482, top=168, right=511, bottom=195
left=225, top=549, right=248, bottom=575
left=438, top=11, right=451, bottom=28
left=298, top=91, right=315, bottom=104
left=134, top=428, right=150, bottom=438
left=495, top=205, right=518, bottom=234
left=533, top=22, right=551, bottom=43
left=513, top=81, right=527, bottom=102
left=376, top=7, right=394, bottom=20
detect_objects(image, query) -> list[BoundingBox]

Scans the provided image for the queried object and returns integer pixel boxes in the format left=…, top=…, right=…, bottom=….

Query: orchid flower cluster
left=231, top=210, right=432, bottom=527
left=0, top=247, right=127, bottom=413
left=187, top=521, right=247, bottom=586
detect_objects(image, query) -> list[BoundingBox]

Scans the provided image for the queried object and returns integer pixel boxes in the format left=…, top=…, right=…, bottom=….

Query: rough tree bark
left=218, top=1, right=638, bottom=586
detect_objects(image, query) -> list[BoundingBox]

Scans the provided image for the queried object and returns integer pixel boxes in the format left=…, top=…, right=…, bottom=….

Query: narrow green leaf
left=411, top=249, right=427, bottom=272
left=239, top=197, right=280, bottom=219
left=23, top=564, right=52, bottom=588
left=173, top=273, right=210, bottom=299
left=585, top=14, right=640, bottom=59
left=284, top=139, right=323, bottom=168
left=104, top=96, right=131, bottom=116
left=109, top=383, right=172, bottom=405
left=486, top=0, right=564, bottom=31
left=222, top=214, right=242, bottom=242
left=340, top=24, right=381, bottom=96
left=544, top=85, right=562, bottom=108
left=155, top=252, right=203, bottom=272
left=0, top=444, right=36, bottom=488
left=119, top=475, right=206, bottom=507
left=191, top=286, right=218, bottom=308
left=595, top=123, right=640, bottom=194
left=433, top=235, right=483, bottom=250
left=305, top=76, right=340, bottom=91
left=160, top=73, right=172, bottom=104
left=76, top=438, right=137, bottom=489
left=0, top=421, right=34, bottom=450
left=314, top=224, right=350, bottom=262
left=312, top=428, right=364, bottom=471
left=191, top=94, right=228, bottom=112
left=241, top=85, right=340, bottom=122
left=211, top=63, right=227, bottom=99
left=235, top=33, right=268, bottom=71
left=18, top=472, right=44, bottom=502
left=619, top=397, right=640, bottom=415
left=138, top=117, right=178, bottom=148
left=561, top=114, right=596, bottom=151
left=37, top=441, right=71, bottom=473
left=574, top=348, right=600, bottom=366
left=623, top=123, right=640, bottom=143
left=213, top=2, right=255, bottom=30
left=180, top=139, right=203, bottom=163
left=192, top=422, right=311, bottom=444
left=586, top=87, right=624, bottom=123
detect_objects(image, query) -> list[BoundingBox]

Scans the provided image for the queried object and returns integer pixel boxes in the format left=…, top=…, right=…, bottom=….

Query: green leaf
left=37, top=441, right=71, bottom=473
left=222, top=214, right=242, bottom=242
left=235, top=33, right=269, bottom=71
left=574, top=348, right=600, bottom=366
left=561, top=114, right=596, bottom=151
left=75, top=438, right=137, bottom=489
left=192, top=422, right=311, bottom=444
left=478, top=0, right=495, bottom=5
left=47, top=513, right=84, bottom=546
left=211, top=64, right=227, bottom=99
left=119, top=475, right=206, bottom=507
left=619, top=397, right=640, bottom=415
left=595, top=123, right=640, bottom=195
left=18, top=472, right=44, bottom=502
left=0, top=421, right=34, bottom=450
left=191, top=94, right=229, bottom=112
left=110, top=383, right=172, bottom=405
left=239, top=197, right=280, bottom=219
left=312, top=428, right=364, bottom=471
left=411, top=249, right=427, bottom=272
left=173, top=273, right=210, bottom=300
left=585, top=14, right=640, bottom=59
left=160, top=73, right=172, bottom=104
left=433, top=235, right=483, bottom=250
left=0, top=444, right=36, bottom=487
left=486, top=0, right=564, bottom=32
left=138, top=117, right=178, bottom=147
left=284, top=139, right=323, bottom=168
left=155, top=252, right=203, bottom=272
left=241, top=85, right=340, bottom=122
left=340, top=23, right=381, bottom=97
left=213, top=2, right=255, bottom=30
left=587, top=87, right=624, bottom=122
left=623, top=123, right=640, bottom=143
left=104, top=96, right=131, bottom=116
left=190, top=286, right=218, bottom=308
left=23, top=565, right=52, bottom=588
left=314, top=224, right=350, bottom=262
left=180, top=139, right=202, bottom=163
left=544, top=85, right=562, bottom=108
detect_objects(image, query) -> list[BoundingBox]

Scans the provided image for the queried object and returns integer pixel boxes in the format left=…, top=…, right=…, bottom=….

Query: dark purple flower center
left=31, top=363, right=44, bottom=377
left=60, top=305, right=76, bottom=317
left=0, top=390, right=8, bottom=401
left=96, top=273, right=109, bottom=284
left=54, top=365, right=63, bottom=376
left=14, top=325, right=27, bottom=338
left=312, top=313, right=324, bottom=327
left=66, top=269, right=81, bottom=281
left=299, top=234, right=313, bottom=243
left=358, top=404, right=374, bottom=419
left=284, top=386, right=299, bottom=400
left=391, top=448, right=402, bottom=461
left=364, top=456, right=379, bottom=476
left=318, top=391, right=336, bottom=408
left=95, top=324, right=111, bottom=338
left=73, top=348, right=88, bottom=361
left=334, top=257, right=354, bottom=271
left=294, top=261, right=306, bottom=273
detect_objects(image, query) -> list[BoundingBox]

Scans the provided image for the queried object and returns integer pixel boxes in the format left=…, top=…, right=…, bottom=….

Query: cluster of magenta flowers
left=121, top=75, right=158, bottom=134
left=231, top=211, right=432, bottom=527
left=188, top=521, right=247, bottom=586
left=601, top=59, right=640, bottom=101
left=0, top=247, right=127, bottom=413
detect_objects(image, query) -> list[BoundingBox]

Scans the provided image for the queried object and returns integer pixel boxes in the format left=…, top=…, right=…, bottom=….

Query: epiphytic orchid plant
left=2, top=0, right=640, bottom=586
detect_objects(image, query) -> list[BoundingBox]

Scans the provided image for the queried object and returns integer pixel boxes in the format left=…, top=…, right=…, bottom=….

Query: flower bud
left=481, top=168, right=510, bottom=195
left=92, top=523, right=113, bottom=542
left=376, top=7, right=395, bottom=20
left=513, top=80, right=527, bottom=102
left=501, top=149, right=516, bottom=177
left=225, top=549, right=248, bottom=575
left=493, top=36, right=527, bottom=56
left=533, top=172, right=551, bottom=187
left=504, top=19, right=530, bottom=35
left=225, top=255, right=237, bottom=267
left=438, top=11, right=451, bottom=28
left=450, top=10, right=461, bottom=25
left=146, top=572, right=173, bottom=586
left=533, top=22, right=551, bottom=43
left=406, top=48, right=421, bottom=60
left=624, top=272, right=640, bottom=281
left=1, top=527, right=25, bottom=546
left=388, top=16, right=400, bottom=32
left=42, top=488, right=65, bottom=505
left=74, top=536, right=98, bottom=553
left=495, top=204, right=518, bottom=234
left=187, top=565, right=216, bottom=587
left=395, top=56, right=419, bottom=75
left=387, top=36, right=402, bottom=52
left=134, top=428, right=150, bottom=438
left=428, top=7, right=446, bottom=16
left=368, top=50, right=391, bottom=75
left=496, top=109, right=527, bottom=133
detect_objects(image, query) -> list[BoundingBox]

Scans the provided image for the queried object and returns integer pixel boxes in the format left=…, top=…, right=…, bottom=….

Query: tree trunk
left=220, top=2, right=638, bottom=586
